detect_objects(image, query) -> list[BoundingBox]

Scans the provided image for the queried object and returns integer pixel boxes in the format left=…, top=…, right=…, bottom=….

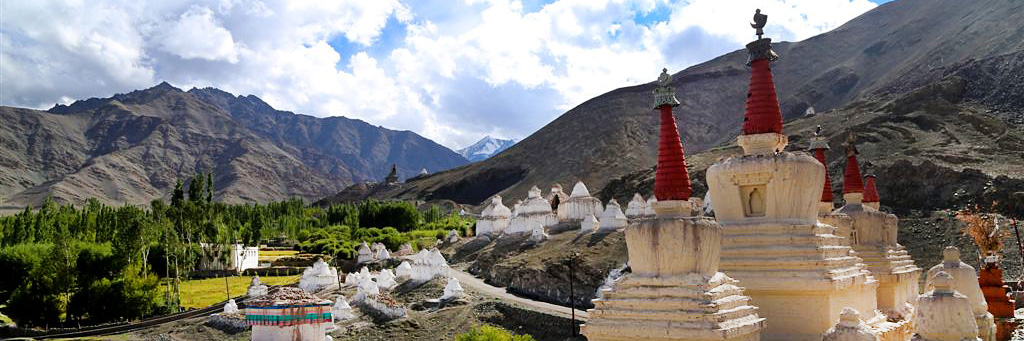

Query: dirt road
left=450, top=268, right=589, bottom=321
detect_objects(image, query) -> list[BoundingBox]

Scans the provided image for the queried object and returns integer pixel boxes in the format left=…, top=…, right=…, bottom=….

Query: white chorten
left=582, top=67, right=765, bottom=341
left=823, top=308, right=878, bottom=341
left=344, top=272, right=359, bottom=287
left=579, top=214, right=599, bottom=234
left=408, top=248, right=450, bottom=282
left=376, top=269, right=397, bottom=291
left=447, top=230, right=459, bottom=243
left=440, top=277, right=465, bottom=301
left=396, top=243, right=414, bottom=256
left=925, top=246, right=996, bottom=341
left=357, top=275, right=380, bottom=297
left=624, top=193, right=648, bottom=220
left=298, top=258, right=339, bottom=293
left=248, top=275, right=269, bottom=297
left=560, top=181, right=603, bottom=222
left=506, top=186, right=557, bottom=234
left=527, top=222, right=548, bottom=243
left=704, top=19, right=896, bottom=340
left=223, top=299, right=239, bottom=314
left=642, top=196, right=657, bottom=217
left=396, top=261, right=412, bottom=279
left=356, top=241, right=373, bottom=264
left=831, top=138, right=921, bottom=321
left=598, top=199, right=627, bottom=231
left=915, top=271, right=982, bottom=341
left=475, top=195, right=512, bottom=236
left=332, top=295, right=354, bottom=321
left=377, top=248, right=391, bottom=261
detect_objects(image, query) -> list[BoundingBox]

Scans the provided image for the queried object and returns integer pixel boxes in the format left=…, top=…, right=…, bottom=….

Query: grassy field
left=258, top=250, right=299, bottom=262
left=177, top=275, right=300, bottom=309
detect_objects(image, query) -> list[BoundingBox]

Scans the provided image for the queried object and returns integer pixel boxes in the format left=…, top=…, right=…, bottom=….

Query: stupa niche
left=547, top=183, right=569, bottom=214
left=925, top=247, right=996, bottom=341
left=705, top=13, right=897, bottom=340
left=561, top=181, right=603, bottom=222
left=832, top=143, right=921, bottom=321
left=506, top=186, right=558, bottom=234
left=581, top=67, right=765, bottom=341
left=475, top=195, right=512, bottom=236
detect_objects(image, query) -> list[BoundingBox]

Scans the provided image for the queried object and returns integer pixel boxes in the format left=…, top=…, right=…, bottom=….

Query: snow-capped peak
left=457, top=136, right=517, bottom=162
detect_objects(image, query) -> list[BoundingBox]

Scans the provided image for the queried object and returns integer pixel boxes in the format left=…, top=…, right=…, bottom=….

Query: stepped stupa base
left=584, top=272, right=765, bottom=341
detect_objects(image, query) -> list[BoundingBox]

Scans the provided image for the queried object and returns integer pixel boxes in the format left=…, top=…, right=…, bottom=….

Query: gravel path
left=450, top=268, right=589, bottom=320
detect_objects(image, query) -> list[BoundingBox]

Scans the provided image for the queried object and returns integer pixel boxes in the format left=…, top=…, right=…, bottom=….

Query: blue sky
left=2, top=0, right=886, bottom=149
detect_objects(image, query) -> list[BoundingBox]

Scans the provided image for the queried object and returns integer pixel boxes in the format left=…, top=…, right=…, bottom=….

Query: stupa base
left=583, top=273, right=765, bottom=341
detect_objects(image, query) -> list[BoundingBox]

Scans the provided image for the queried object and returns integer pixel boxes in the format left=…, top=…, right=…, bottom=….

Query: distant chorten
left=385, top=164, right=399, bottom=184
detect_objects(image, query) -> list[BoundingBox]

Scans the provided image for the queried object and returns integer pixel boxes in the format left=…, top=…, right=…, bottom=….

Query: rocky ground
left=446, top=224, right=628, bottom=309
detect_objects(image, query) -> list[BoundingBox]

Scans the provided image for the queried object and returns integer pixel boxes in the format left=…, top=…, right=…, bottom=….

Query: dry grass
left=957, top=205, right=1010, bottom=257
left=258, top=250, right=299, bottom=262
left=178, top=275, right=300, bottom=309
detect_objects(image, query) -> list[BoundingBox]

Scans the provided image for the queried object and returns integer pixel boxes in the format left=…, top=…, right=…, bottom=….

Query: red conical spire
left=842, top=136, right=864, bottom=194
left=741, top=35, right=783, bottom=135
left=813, top=149, right=834, bottom=202
left=652, top=68, right=692, bottom=201
left=809, top=126, right=833, bottom=203
left=863, top=175, right=879, bottom=203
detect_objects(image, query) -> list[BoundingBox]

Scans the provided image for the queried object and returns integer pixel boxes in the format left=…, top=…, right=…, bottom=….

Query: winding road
left=450, top=268, right=589, bottom=321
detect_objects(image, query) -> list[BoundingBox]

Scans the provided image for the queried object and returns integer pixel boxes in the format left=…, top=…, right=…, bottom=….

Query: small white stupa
left=925, top=246, right=995, bottom=341
left=528, top=222, right=549, bottom=243
left=598, top=199, right=628, bottom=231
left=823, top=308, right=878, bottom=341
left=298, top=258, right=339, bottom=293
left=247, top=275, right=269, bottom=297
left=396, top=261, right=412, bottom=279
left=223, top=299, right=239, bottom=314
left=560, top=181, right=603, bottom=221
left=506, top=186, right=558, bottom=234
left=396, top=243, right=414, bottom=256
left=447, top=230, right=460, bottom=243
left=408, top=249, right=450, bottom=282
left=357, top=275, right=381, bottom=297
left=476, top=195, right=513, bottom=236
left=356, top=242, right=373, bottom=264
left=624, top=193, right=648, bottom=220
left=579, top=214, right=599, bottom=234
left=377, top=247, right=391, bottom=261
left=643, top=196, right=657, bottom=217
left=441, top=277, right=465, bottom=301
left=344, top=272, right=359, bottom=287
left=377, top=269, right=398, bottom=291
left=332, top=295, right=354, bottom=321
left=915, top=271, right=981, bottom=341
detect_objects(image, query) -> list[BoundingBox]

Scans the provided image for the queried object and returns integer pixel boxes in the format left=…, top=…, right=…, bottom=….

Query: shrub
left=456, top=325, right=535, bottom=341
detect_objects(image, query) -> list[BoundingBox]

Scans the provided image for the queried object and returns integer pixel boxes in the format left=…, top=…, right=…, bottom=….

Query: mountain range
left=339, top=0, right=1024, bottom=216
left=457, top=136, right=517, bottom=162
left=0, top=83, right=469, bottom=207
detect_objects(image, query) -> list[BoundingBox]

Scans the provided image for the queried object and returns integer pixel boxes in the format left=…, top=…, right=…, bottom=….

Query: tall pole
left=569, top=252, right=579, bottom=336
left=1012, top=219, right=1024, bottom=284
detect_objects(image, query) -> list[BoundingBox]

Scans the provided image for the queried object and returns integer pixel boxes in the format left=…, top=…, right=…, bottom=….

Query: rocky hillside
left=353, top=0, right=1024, bottom=207
left=0, top=83, right=469, bottom=207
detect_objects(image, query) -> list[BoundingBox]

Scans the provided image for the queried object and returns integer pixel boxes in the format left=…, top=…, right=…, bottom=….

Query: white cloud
left=159, top=6, right=240, bottom=63
left=0, top=0, right=877, bottom=149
